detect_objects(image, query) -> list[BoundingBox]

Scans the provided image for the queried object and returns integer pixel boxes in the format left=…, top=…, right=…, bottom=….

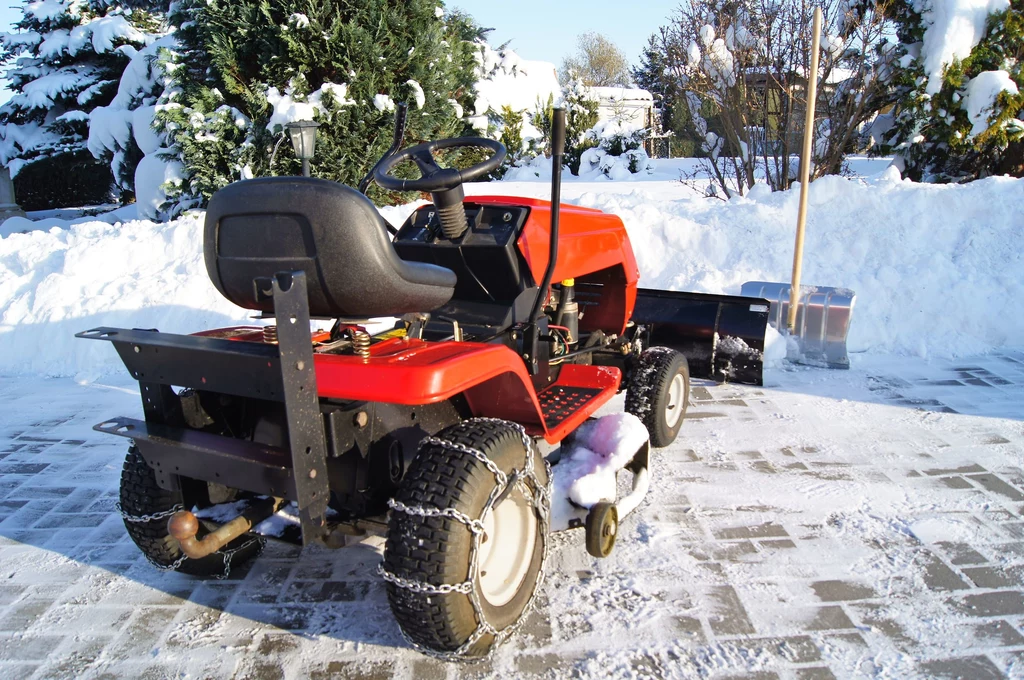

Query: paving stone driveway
left=0, top=351, right=1022, bottom=679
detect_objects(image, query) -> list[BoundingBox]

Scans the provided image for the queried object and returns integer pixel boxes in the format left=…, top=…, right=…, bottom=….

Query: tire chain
left=379, top=417, right=553, bottom=662
left=115, top=502, right=183, bottom=524
left=117, top=503, right=265, bottom=579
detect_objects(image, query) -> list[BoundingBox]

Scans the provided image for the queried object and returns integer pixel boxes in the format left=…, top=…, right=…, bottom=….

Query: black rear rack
left=78, top=271, right=331, bottom=545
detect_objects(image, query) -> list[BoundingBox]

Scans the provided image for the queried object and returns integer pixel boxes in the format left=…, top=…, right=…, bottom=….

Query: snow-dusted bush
left=578, top=121, right=654, bottom=179
left=0, top=1, right=166, bottom=208
left=526, top=75, right=599, bottom=174
left=875, top=0, right=1024, bottom=181
left=492, top=105, right=527, bottom=178
left=154, top=0, right=485, bottom=217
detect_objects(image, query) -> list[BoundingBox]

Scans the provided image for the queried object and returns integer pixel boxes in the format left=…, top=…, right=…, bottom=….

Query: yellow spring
left=352, top=329, right=371, bottom=360
left=263, top=325, right=278, bottom=344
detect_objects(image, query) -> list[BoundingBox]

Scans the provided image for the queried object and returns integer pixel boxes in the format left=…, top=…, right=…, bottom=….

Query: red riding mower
left=79, top=109, right=768, bottom=658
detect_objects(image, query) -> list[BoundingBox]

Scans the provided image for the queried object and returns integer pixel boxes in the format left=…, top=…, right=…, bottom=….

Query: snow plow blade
left=631, top=288, right=770, bottom=386
left=740, top=281, right=854, bottom=369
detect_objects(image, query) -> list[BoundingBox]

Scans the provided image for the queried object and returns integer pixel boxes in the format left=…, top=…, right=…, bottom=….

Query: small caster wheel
left=585, top=502, right=618, bottom=558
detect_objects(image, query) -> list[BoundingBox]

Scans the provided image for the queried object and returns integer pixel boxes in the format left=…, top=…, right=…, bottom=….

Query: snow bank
left=0, top=213, right=258, bottom=379
left=1, top=168, right=1022, bottom=378
left=564, top=170, right=1024, bottom=358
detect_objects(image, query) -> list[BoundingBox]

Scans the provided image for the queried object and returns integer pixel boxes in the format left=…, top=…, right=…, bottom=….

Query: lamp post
left=286, top=120, right=320, bottom=177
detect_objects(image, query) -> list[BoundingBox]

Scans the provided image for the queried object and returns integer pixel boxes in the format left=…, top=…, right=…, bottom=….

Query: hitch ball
left=168, top=510, right=200, bottom=542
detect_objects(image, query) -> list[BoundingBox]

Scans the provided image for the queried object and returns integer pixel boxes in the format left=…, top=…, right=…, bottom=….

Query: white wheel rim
left=664, top=372, right=685, bottom=429
left=477, top=488, right=537, bottom=607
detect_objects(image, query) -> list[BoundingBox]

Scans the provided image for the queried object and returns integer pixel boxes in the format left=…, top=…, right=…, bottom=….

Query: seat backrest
left=204, top=177, right=456, bottom=318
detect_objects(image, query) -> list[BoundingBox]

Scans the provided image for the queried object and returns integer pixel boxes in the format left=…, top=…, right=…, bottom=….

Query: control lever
left=358, top=102, right=409, bottom=196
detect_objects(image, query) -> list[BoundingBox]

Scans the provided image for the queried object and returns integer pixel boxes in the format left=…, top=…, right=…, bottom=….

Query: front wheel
left=382, top=419, right=550, bottom=659
left=625, top=347, right=690, bottom=447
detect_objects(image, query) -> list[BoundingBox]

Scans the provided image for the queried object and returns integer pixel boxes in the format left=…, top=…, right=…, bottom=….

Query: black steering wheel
left=373, top=137, right=506, bottom=193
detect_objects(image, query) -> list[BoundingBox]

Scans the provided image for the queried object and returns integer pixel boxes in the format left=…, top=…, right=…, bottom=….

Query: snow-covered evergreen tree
left=530, top=75, right=599, bottom=174
left=875, top=0, right=1024, bottom=181
left=154, top=0, right=484, bottom=216
left=0, top=1, right=165, bottom=208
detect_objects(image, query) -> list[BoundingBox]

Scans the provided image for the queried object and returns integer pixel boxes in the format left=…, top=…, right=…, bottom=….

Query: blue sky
left=452, top=0, right=679, bottom=66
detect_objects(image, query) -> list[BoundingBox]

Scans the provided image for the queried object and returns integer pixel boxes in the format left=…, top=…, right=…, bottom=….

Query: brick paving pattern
left=0, top=351, right=1021, bottom=678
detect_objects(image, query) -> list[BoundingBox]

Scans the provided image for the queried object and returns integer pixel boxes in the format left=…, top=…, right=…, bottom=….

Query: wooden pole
left=787, top=6, right=822, bottom=334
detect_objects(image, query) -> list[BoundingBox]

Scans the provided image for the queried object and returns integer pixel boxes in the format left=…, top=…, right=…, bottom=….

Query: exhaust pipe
left=526, top=107, right=566, bottom=374
left=168, top=497, right=282, bottom=559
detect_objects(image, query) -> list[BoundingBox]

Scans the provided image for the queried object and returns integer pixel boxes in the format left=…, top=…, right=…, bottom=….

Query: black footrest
left=536, top=386, right=603, bottom=429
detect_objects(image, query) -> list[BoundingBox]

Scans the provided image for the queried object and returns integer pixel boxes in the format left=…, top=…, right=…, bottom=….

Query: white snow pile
left=372, top=93, right=395, bottom=112
left=1, top=165, right=1023, bottom=378
left=962, top=69, right=1019, bottom=137
left=0, top=212, right=258, bottom=378
left=550, top=413, right=650, bottom=531
left=914, top=0, right=1011, bottom=95
left=87, top=35, right=179, bottom=220
left=469, top=41, right=560, bottom=134
left=0, top=204, right=137, bottom=236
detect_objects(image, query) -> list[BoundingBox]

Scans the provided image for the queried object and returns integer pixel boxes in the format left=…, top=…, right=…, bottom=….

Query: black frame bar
left=79, top=270, right=331, bottom=545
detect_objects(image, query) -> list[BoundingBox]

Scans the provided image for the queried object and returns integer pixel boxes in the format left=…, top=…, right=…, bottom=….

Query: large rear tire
left=119, top=446, right=263, bottom=577
left=382, top=419, right=550, bottom=658
left=626, top=347, right=690, bottom=447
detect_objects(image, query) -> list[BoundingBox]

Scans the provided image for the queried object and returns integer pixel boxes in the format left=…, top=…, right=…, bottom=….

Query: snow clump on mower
left=550, top=413, right=650, bottom=531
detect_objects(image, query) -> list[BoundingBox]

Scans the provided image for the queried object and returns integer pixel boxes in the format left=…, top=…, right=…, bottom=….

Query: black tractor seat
left=204, top=177, right=456, bottom=318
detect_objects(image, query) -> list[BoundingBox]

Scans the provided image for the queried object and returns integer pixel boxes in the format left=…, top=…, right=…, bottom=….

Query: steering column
left=374, top=137, right=506, bottom=240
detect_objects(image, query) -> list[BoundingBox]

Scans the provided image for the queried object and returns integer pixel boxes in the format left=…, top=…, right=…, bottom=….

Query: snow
left=132, top=105, right=161, bottom=155
left=133, top=149, right=184, bottom=220
left=311, top=82, right=355, bottom=109
left=576, top=120, right=656, bottom=180
left=266, top=87, right=317, bottom=129
left=25, top=0, right=78, bottom=23
left=372, top=93, right=395, bottom=112
left=38, top=29, right=71, bottom=60
left=470, top=42, right=560, bottom=132
left=763, top=325, right=788, bottom=368
left=78, top=14, right=146, bottom=54
left=551, top=413, right=650, bottom=531
left=87, top=35, right=175, bottom=193
left=87, top=105, right=133, bottom=159
left=193, top=498, right=250, bottom=523
left=24, top=13, right=145, bottom=60
left=0, top=157, right=1021, bottom=375
left=266, top=82, right=355, bottom=131
left=19, top=68, right=88, bottom=108
left=405, top=79, right=425, bottom=110
left=915, top=0, right=1011, bottom=95
left=0, top=29, right=42, bottom=50
left=0, top=209, right=247, bottom=378
left=963, top=69, right=1019, bottom=137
